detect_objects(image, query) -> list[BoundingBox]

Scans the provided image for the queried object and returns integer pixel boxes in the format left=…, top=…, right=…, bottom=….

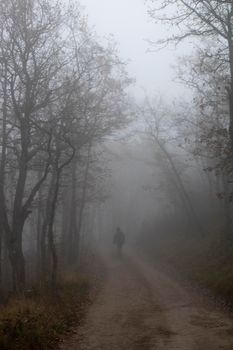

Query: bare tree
left=0, top=0, right=71, bottom=292
left=141, top=97, right=204, bottom=236
left=147, top=0, right=233, bottom=147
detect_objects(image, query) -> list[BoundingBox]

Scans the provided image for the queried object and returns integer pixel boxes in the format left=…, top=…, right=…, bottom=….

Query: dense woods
left=0, top=0, right=130, bottom=295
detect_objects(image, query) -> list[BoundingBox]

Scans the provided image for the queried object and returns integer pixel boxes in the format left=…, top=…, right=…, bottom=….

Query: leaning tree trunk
left=156, top=138, right=204, bottom=237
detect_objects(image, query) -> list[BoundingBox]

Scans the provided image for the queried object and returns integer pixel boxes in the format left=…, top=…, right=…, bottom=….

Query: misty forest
left=1, top=0, right=233, bottom=349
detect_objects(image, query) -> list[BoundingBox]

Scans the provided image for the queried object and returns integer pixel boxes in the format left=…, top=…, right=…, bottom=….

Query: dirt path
left=60, top=251, right=233, bottom=350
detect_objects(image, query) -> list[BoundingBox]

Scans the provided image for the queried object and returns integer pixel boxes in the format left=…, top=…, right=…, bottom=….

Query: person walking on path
left=113, top=227, right=125, bottom=257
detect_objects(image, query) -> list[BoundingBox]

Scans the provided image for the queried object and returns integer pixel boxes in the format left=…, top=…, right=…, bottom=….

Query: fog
left=0, top=0, right=230, bottom=292
left=82, top=0, right=193, bottom=99
left=0, top=1, right=233, bottom=348
left=79, top=0, right=202, bottom=245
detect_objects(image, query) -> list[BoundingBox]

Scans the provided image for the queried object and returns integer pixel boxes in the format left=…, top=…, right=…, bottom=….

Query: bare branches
left=147, top=0, right=232, bottom=48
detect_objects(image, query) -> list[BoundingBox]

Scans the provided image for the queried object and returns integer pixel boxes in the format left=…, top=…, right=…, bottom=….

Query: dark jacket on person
left=113, top=229, right=125, bottom=247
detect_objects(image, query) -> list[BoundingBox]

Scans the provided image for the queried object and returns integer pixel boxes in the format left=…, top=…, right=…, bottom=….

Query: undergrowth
left=0, top=273, right=90, bottom=350
left=140, top=228, right=233, bottom=305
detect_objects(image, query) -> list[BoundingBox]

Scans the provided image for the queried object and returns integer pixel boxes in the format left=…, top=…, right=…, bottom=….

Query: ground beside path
left=60, top=250, right=233, bottom=350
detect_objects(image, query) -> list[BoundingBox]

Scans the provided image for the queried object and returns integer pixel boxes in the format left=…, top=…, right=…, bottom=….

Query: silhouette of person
left=113, top=227, right=125, bottom=257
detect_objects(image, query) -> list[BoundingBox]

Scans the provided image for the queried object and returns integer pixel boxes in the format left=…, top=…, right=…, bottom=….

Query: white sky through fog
left=80, top=0, right=193, bottom=101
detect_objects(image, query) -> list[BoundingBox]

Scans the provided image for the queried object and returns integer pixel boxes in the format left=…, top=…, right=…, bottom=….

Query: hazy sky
left=81, top=0, right=192, bottom=100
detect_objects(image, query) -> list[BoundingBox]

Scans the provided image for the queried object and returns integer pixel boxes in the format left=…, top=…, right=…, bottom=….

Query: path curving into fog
left=60, top=251, right=233, bottom=350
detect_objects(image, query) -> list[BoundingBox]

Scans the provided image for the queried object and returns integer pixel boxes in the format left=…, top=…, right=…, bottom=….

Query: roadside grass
left=0, top=272, right=90, bottom=350
left=142, top=228, right=233, bottom=305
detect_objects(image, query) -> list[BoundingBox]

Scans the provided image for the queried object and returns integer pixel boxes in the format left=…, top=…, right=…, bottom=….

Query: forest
left=1, top=0, right=233, bottom=349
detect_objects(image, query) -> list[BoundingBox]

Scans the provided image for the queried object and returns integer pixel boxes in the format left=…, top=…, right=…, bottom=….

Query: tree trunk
left=228, top=20, right=233, bottom=149
left=67, top=160, right=78, bottom=264
left=47, top=169, right=60, bottom=292
left=0, top=228, right=2, bottom=293
left=221, top=173, right=232, bottom=239
left=76, top=144, right=92, bottom=261
left=37, top=173, right=43, bottom=280
left=0, top=68, right=25, bottom=292
left=40, top=175, right=54, bottom=286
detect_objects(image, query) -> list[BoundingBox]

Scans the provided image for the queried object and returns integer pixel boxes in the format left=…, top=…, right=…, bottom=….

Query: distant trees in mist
left=141, top=0, right=233, bottom=240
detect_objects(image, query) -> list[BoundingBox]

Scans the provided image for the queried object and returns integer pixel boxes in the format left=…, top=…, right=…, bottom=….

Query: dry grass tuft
left=0, top=274, right=90, bottom=350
